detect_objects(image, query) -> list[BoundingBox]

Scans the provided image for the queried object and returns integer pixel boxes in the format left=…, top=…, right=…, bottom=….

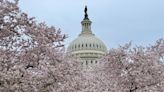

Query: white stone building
left=67, top=6, right=107, bottom=67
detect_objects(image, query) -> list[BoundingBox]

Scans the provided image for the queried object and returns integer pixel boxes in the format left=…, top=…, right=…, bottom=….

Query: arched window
left=82, top=44, right=83, bottom=47
left=90, top=44, right=92, bottom=47
left=95, top=61, right=97, bottom=64
left=91, top=60, right=93, bottom=64
left=86, top=44, right=87, bottom=47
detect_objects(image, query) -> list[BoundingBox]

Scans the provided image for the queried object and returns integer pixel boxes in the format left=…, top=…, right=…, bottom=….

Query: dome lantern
left=80, top=6, right=94, bottom=36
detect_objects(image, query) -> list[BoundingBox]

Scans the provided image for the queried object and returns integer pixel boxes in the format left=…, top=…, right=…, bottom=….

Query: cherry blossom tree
left=97, top=39, right=164, bottom=92
left=0, top=0, right=84, bottom=92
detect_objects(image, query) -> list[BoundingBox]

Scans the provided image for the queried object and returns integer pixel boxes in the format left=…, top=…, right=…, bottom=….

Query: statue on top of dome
left=84, top=6, right=89, bottom=19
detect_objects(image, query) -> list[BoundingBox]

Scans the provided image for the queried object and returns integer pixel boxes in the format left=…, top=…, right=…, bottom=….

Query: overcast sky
left=19, top=0, right=164, bottom=48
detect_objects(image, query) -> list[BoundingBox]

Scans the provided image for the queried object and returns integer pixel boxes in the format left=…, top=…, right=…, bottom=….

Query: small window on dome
left=86, top=61, right=88, bottom=65
left=82, top=44, right=83, bottom=47
left=86, top=44, right=87, bottom=47
left=90, top=44, right=92, bottom=47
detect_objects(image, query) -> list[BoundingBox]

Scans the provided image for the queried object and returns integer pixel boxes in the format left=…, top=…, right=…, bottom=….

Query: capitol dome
left=67, top=6, right=107, bottom=65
